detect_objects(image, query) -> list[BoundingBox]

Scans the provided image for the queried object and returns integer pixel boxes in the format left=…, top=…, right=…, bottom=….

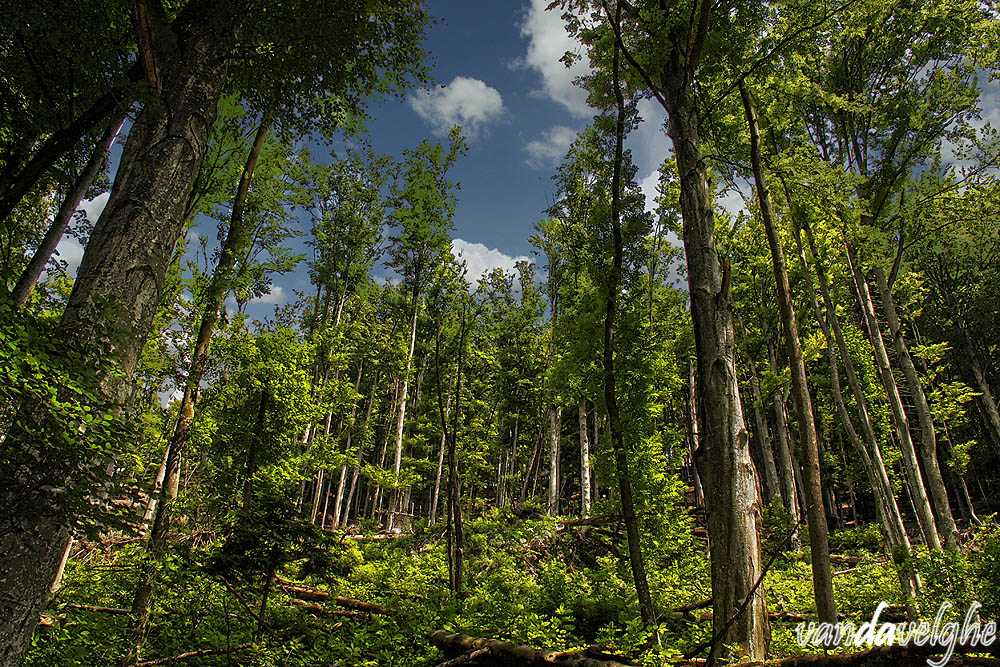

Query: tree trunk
left=606, top=32, right=657, bottom=635
left=768, top=341, right=802, bottom=529
left=12, top=116, right=122, bottom=308
left=579, top=398, right=592, bottom=517
left=736, top=318, right=781, bottom=505
left=686, top=361, right=705, bottom=508
left=430, top=381, right=453, bottom=525
left=873, top=266, right=958, bottom=548
left=0, top=7, right=237, bottom=662
left=738, top=82, right=836, bottom=626
left=389, top=302, right=419, bottom=531
left=845, top=242, right=941, bottom=551
left=661, top=60, right=769, bottom=664
left=546, top=406, right=562, bottom=516
left=792, top=210, right=919, bottom=599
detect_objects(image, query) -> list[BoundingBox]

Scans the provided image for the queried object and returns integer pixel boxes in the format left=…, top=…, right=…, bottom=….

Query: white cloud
left=452, top=239, right=531, bottom=281
left=250, top=285, right=286, bottom=305
left=408, top=76, right=506, bottom=137
left=517, top=0, right=592, bottom=117
left=524, top=125, right=578, bottom=169
left=53, top=235, right=85, bottom=277
left=79, top=191, right=110, bottom=224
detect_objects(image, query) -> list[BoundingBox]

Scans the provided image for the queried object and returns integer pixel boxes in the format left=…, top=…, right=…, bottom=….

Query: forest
left=2, top=0, right=1000, bottom=665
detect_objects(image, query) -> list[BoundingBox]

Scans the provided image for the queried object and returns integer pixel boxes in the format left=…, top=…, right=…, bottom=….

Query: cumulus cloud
left=408, top=76, right=506, bottom=137
left=452, top=238, right=531, bottom=282
left=517, top=0, right=592, bottom=117
left=250, top=285, right=286, bottom=305
left=524, top=125, right=578, bottom=169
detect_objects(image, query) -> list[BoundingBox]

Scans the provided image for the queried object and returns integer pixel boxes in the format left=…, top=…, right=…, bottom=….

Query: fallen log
left=135, top=642, right=254, bottom=666
left=428, top=630, right=634, bottom=666
left=60, top=602, right=133, bottom=615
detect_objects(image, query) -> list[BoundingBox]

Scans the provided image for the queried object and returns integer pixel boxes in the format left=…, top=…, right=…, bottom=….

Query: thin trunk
left=739, top=82, right=836, bottom=626
left=430, top=379, right=454, bottom=525
left=947, top=295, right=1000, bottom=450
left=12, top=116, right=122, bottom=308
left=768, top=341, right=802, bottom=528
left=0, top=77, right=133, bottom=224
left=873, top=266, right=958, bottom=548
left=607, top=33, right=657, bottom=635
left=389, top=303, right=419, bottom=531
left=792, top=209, right=919, bottom=599
left=546, top=406, right=562, bottom=516
left=736, top=317, right=781, bottom=504
left=845, top=242, right=941, bottom=551
left=579, top=398, right=592, bottom=517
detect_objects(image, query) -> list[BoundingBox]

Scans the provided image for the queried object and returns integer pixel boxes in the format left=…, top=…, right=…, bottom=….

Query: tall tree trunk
left=845, top=242, right=941, bottom=551
left=142, top=109, right=272, bottom=532
left=546, top=406, right=562, bottom=516
left=430, top=380, right=453, bottom=525
left=791, top=210, right=920, bottom=599
left=872, top=266, right=958, bottom=548
left=607, top=32, right=657, bottom=635
left=439, top=306, right=468, bottom=596
left=661, top=56, right=770, bottom=666
left=738, top=82, right=836, bottom=626
left=11, top=116, right=123, bottom=308
left=736, top=318, right=781, bottom=505
left=389, top=302, right=419, bottom=531
left=0, top=6, right=237, bottom=661
left=687, top=360, right=705, bottom=507
left=768, top=341, right=802, bottom=528
left=579, top=398, right=592, bottom=517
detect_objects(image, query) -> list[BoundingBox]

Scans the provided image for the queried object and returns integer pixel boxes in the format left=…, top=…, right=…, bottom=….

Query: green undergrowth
left=26, top=508, right=1000, bottom=666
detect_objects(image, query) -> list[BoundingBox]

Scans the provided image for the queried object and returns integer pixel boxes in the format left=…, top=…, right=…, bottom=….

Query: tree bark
left=738, top=82, right=836, bottom=626
left=872, top=266, right=958, bottom=548
left=389, top=301, right=419, bottom=531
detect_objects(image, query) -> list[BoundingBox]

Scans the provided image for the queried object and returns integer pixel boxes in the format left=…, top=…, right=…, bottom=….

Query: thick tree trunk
left=12, top=116, right=122, bottom=308
left=579, top=398, right=592, bottom=517
left=662, top=66, right=769, bottom=662
left=547, top=406, right=562, bottom=516
left=873, top=266, right=958, bottom=548
left=845, top=243, right=941, bottom=551
left=739, top=83, right=836, bottom=626
left=0, top=7, right=237, bottom=662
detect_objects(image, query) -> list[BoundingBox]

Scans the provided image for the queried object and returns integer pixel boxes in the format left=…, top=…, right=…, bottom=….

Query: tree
left=0, top=1, right=429, bottom=660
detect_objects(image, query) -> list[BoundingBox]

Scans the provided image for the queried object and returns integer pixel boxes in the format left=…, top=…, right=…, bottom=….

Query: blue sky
left=60, top=0, right=677, bottom=316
